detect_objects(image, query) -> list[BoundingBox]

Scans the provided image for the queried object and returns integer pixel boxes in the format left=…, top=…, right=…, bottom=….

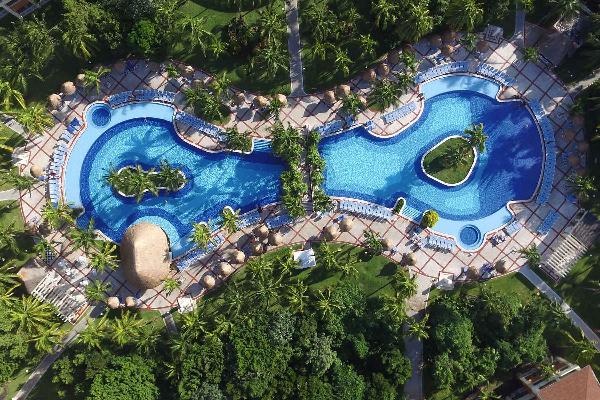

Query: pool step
left=253, top=139, right=272, bottom=152
left=401, top=204, right=422, bottom=222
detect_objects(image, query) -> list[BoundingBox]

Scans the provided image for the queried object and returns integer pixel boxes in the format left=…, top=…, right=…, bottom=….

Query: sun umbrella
left=218, top=262, right=234, bottom=276
left=429, top=34, right=443, bottom=48
left=466, top=266, right=479, bottom=280
left=339, top=217, right=353, bottom=232
left=75, top=73, right=86, bottom=86
left=231, top=250, right=246, bottom=264
left=494, top=259, right=507, bottom=273
left=323, top=90, right=336, bottom=105
left=29, top=164, right=43, bottom=178
left=125, top=296, right=136, bottom=308
left=253, top=224, right=269, bottom=239
left=107, top=296, right=120, bottom=309
left=381, top=237, right=393, bottom=250
left=202, top=274, right=216, bottom=289
left=336, top=85, right=351, bottom=98
left=323, top=224, right=340, bottom=241
left=275, top=93, right=288, bottom=106
left=61, top=81, right=76, bottom=96
left=377, top=62, right=390, bottom=77
left=268, top=231, right=283, bottom=246
left=362, top=68, right=376, bottom=82
left=254, top=96, right=269, bottom=108
left=401, top=253, right=416, bottom=266
left=47, top=94, right=61, bottom=110
left=251, top=242, right=264, bottom=255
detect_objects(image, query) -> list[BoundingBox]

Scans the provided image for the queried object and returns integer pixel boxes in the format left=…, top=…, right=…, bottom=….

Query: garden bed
left=422, top=136, right=475, bottom=185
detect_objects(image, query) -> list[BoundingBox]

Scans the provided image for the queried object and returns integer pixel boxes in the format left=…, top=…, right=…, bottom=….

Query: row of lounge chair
left=415, top=61, right=470, bottom=84
left=475, top=63, right=515, bottom=86
left=48, top=143, right=68, bottom=205
left=504, top=220, right=523, bottom=236
left=382, top=102, right=417, bottom=124
left=420, top=234, right=456, bottom=252
left=106, top=90, right=176, bottom=108
left=315, top=115, right=355, bottom=137
left=338, top=200, right=393, bottom=221
left=176, top=234, right=225, bottom=271
left=237, top=209, right=262, bottom=230
left=266, top=213, right=293, bottom=230
left=174, top=111, right=226, bottom=142
left=537, top=210, right=559, bottom=235
left=529, top=101, right=557, bottom=205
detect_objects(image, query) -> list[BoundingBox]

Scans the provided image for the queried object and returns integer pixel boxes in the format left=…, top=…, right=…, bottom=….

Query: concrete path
left=0, top=189, right=19, bottom=201
left=514, top=9, right=526, bottom=48
left=403, top=274, right=433, bottom=400
left=284, top=0, right=306, bottom=97
left=1, top=118, right=25, bottom=136
left=11, top=305, right=103, bottom=400
left=519, top=266, right=600, bottom=350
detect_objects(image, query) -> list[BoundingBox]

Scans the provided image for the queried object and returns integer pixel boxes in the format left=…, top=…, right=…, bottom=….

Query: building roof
left=539, top=366, right=600, bottom=400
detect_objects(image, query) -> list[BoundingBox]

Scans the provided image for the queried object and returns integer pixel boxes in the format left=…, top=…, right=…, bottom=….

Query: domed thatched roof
left=61, top=81, right=76, bottom=96
left=120, top=222, right=171, bottom=290
left=466, top=266, right=479, bottom=280
left=362, top=68, right=376, bottom=82
left=107, top=296, right=120, bottom=309
left=30, top=164, right=43, bottom=178
left=323, top=90, right=336, bottom=105
left=234, top=92, right=245, bottom=105
left=218, top=262, right=234, bottom=276
left=402, top=253, right=416, bottom=266
left=231, top=250, right=246, bottom=264
left=377, top=62, right=390, bottom=77
left=323, top=224, right=340, bottom=241
left=251, top=242, right=264, bottom=255
left=192, top=79, right=204, bottom=89
left=494, top=259, right=507, bottom=273
left=381, top=237, right=393, bottom=250
left=255, top=96, right=269, bottom=108
left=76, top=73, right=86, bottom=86
left=47, top=94, right=61, bottom=110
left=336, top=85, right=351, bottom=98
left=268, top=231, right=283, bottom=246
left=358, top=95, right=367, bottom=108
left=202, top=273, right=216, bottom=288
left=125, top=296, right=136, bottom=308
left=339, top=217, right=353, bottom=232
left=476, top=40, right=489, bottom=53
left=275, top=93, right=288, bottom=106
left=253, top=224, right=269, bottom=239
left=182, top=65, right=194, bottom=77
left=387, top=49, right=400, bottom=64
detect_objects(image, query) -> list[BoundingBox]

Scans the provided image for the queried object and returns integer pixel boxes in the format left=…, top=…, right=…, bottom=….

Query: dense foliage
left=305, top=130, right=333, bottom=212
left=420, top=209, right=439, bottom=228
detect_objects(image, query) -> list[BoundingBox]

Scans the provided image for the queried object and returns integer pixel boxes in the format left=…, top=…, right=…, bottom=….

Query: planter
left=112, top=165, right=187, bottom=199
left=421, top=136, right=477, bottom=187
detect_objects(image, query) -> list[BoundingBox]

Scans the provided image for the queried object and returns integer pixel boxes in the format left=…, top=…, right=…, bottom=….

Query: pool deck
left=14, top=34, right=584, bottom=312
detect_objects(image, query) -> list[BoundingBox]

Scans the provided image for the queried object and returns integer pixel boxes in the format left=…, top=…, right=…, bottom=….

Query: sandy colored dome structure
left=363, top=68, right=376, bottom=82
left=30, top=164, right=43, bottom=178
left=339, top=217, right=353, bottom=232
left=120, top=222, right=171, bottom=290
left=202, top=273, right=216, bottom=289
left=336, top=85, right=351, bottom=98
left=61, top=81, right=76, bottom=96
left=381, top=237, right=393, bottom=250
left=125, top=296, right=137, bottom=308
left=253, top=224, right=269, bottom=239
left=76, top=73, right=86, bottom=86
left=268, top=231, right=283, bottom=246
left=255, top=96, right=269, bottom=108
left=47, top=94, right=61, bottom=110
left=402, top=253, right=416, bottom=266
left=476, top=40, right=489, bottom=53
left=323, top=90, right=336, bottom=105
left=234, top=92, right=245, bottom=105
left=218, top=262, right=234, bottom=276
left=323, top=224, right=340, bottom=241
left=275, top=93, right=288, bottom=106
left=107, top=296, right=120, bottom=309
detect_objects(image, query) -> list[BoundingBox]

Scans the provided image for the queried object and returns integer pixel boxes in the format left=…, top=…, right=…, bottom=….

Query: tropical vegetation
left=423, top=137, right=475, bottom=184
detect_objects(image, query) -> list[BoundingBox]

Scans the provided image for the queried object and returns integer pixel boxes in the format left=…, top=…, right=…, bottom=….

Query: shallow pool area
left=64, top=102, right=284, bottom=256
left=320, top=75, right=544, bottom=250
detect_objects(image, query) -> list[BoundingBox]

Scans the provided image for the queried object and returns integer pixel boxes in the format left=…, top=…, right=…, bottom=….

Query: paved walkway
left=514, top=9, right=526, bottom=48
left=284, top=0, right=306, bottom=97
left=12, top=305, right=101, bottom=400
left=519, top=266, right=600, bottom=350
left=0, top=189, right=19, bottom=201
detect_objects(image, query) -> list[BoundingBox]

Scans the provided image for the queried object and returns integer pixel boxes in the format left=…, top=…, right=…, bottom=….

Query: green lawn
left=422, top=137, right=475, bottom=185
left=0, top=200, right=34, bottom=268
left=0, top=126, right=26, bottom=191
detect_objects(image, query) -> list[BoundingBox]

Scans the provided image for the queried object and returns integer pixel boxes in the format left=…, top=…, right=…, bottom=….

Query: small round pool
left=91, top=105, right=111, bottom=127
left=459, top=225, right=481, bottom=247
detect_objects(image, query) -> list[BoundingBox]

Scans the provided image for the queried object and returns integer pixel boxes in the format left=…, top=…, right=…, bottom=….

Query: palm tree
left=442, top=145, right=469, bottom=168
left=9, top=296, right=55, bottom=335
left=30, top=323, right=64, bottom=353
left=221, top=207, right=240, bottom=235
left=156, top=161, right=186, bottom=192
left=210, top=72, right=232, bottom=101
left=275, top=249, right=299, bottom=278
left=287, top=280, right=309, bottom=314
left=315, top=287, right=340, bottom=318
left=246, top=256, right=273, bottom=281
left=212, top=314, right=233, bottom=336
left=62, top=22, right=97, bottom=60
left=12, top=104, right=53, bottom=136
left=358, top=34, right=377, bottom=59
left=307, top=41, right=329, bottom=61
left=85, top=279, right=111, bottom=302
left=179, top=15, right=212, bottom=55
left=109, top=311, right=145, bottom=347
left=523, top=47, right=539, bottom=63
left=392, top=269, right=418, bottom=298
left=334, top=47, right=352, bottom=77
left=478, top=385, right=501, bottom=400
left=41, top=201, right=74, bottom=229
left=318, top=243, right=341, bottom=272
left=447, top=0, right=484, bottom=32
left=341, top=93, right=364, bottom=117
left=251, top=42, right=288, bottom=76
left=547, top=0, right=581, bottom=22
left=77, top=315, right=108, bottom=350
left=253, top=274, right=281, bottom=308
left=400, top=51, right=419, bottom=74
left=460, top=33, right=478, bottom=52
left=257, top=5, right=286, bottom=46
left=465, top=123, right=487, bottom=152
left=0, top=223, right=20, bottom=255
left=565, top=330, right=599, bottom=364
left=367, top=79, right=402, bottom=110
left=517, top=244, right=541, bottom=267
left=90, top=242, right=118, bottom=272
left=394, top=71, right=415, bottom=93
left=224, top=281, right=246, bottom=318
left=136, top=325, right=161, bottom=355
left=69, top=218, right=97, bottom=254
left=567, top=175, right=597, bottom=201
left=82, top=66, right=111, bottom=95
left=0, top=80, right=25, bottom=110
left=0, top=263, right=19, bottom=291
left=381, top=292, right=407, bottom=327
left=372, top=0, right=399, bottom=30
left=408, top=314, right=430, bottom=340
left=0, top=169, right=37, bottom=191
left=404, top=1, right=433, bottom=42
left=209, top=36, right=226, bottom=58
left=191, top=222, right=213, bottom=250
left=162, top=277, right=180, bottom=295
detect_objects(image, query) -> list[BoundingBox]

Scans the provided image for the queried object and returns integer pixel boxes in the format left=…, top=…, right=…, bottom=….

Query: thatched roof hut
left=401, top=253, right=416, bottom=266
left=387, top=49, right=400, bottom=64
left=442, top=30, right=457, bottom=44
left=30, top=164, right=43, bottom=178
left=192, top=79, right=204, bottom=89
left=268, top=231, right=283, bottom=246
left=251, top=242, right=264, bottom=255
left=377, top=62, right=390, bottom=77
left=275, top=93, right=288, bottom=106
left=323, top=90, right=336, bottom=105
left=61, top=82, right=76, bottom=96
left=17, top=259, right=46, bottom=294
left=253, top=224, right=269, bottom=239
left=202, top=273, right=216, bottom=289
left=441, top=44, right=454, bottom=57
left=254, top=96, right=269, bottom=108
left=336, top=85, right=351, bottom=98
left=323, top=224, right=340, bottom=241
left=47, top=94, right=61, bottom=110
left=562, top=128, right=576, bottom=141
left=466, top=266, right=479, bottom=280
left=76, top=73, right=86, bottom=86
left=218, top=262, right=234, bottom=276
left=120, top=222, right=171, bottom=290
left=381, top=237, right=393, bottom=250
left=362, top=68, right=376, bottom=82
left=429, top=34, right=443, bottom=48
left=125, top=296, right=136, bottom=308
left=234, top=92, right=246, bottom=105
left=476, top=40, right=489, bottom=53
left=107, top=296, right=120, bottom=309
left=230, top=250, right=246, bottom=264
left=182, top=65, right=195, bottom=77
left=339, top=217, right=353, bottom=232
left=494, top=259, right=507, bottom=273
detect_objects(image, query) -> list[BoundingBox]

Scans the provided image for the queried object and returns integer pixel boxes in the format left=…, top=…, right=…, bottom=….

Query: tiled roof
left=539, top=366, right=600, bottom=400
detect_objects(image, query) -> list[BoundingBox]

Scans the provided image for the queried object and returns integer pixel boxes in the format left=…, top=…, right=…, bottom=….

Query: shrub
left=392, top=198, right=405, bottom=214
left=127, top=19, right=159, bottom=57
left=421, top=210, right=439, bottom=228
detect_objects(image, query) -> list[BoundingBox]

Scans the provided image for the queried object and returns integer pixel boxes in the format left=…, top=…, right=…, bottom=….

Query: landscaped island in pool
left=63, top=102, right=284, bottom=256
left=320, top=75, right=544, bottom=249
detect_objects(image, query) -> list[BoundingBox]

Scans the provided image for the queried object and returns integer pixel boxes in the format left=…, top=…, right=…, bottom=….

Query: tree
left=381, top=348, right=412, bottom=384
left=0, top=80, right=25, bottom=110
left=61, top=5, right=97, bottom=60
left=306, top=335, right=337, bottom=376
left=548, top=0, right=581, bottom=22
left=367, top=78, right=403, bottom=110
left=87, top=355, right=159, bottom=400
left=392, top=268, right=418, bottom=298
left=566, top=330, right=599, bottom=364
left=517, top=244, right=541, bottom=267
left=69, top=218, right=97, bottom=254
left=372, top=0, right=399, bottom=30
left=77, top=315, right=108, bottom=350
left=90, top=241, right=118, bottom=272
left=0, top=223, right=20, bottom=255
left=12, top=104, right=53, bottom=136
left=9, top=296, right=55, bottom=335
left=567, top=174, right=597, bottom=201
left=162, top=277, right=180, bottom=295
left=287, top=280, right=309, bottom=314
left=0, top=263, right=19, bottom=291
left=315, top=287, right=341, bottom=318
left=465, top=123, right=488, bottom=152
left=191, top=222, right=212, bottom=250
left=136, top=325, right=162, bottom=355
left=403, top=0, right=433, bottom=42
left=341, top=93, right=364, bottom=117
left=0, top=169, right=37, bottom=191
left=421, top=210, right=439, bottom=228
left=82, top=66, right=111, bottom=95
left=41, top=201, right=74, bottom=229
left=179, top=15, right=212, bottom=55
left=408, top=314, right=430, bottom=340
left=333, top=47, right=352, bottom=77
left=523, top=47, right=539, bottom=63
left=460, top=32, right=478, bottom=52
left=109, top=311, right=145, bottom=347
left=380, top=292, right=407, bottom=328
left=30, top=323, right=64, bottom=353
left=127, top=19, right=159, bottom=57
left=331, top=361, right=366, bottom=400
left=85, top=279, right=111, bottom=303
left=221, top=206, right=240, bottom=234
left=363, top=229, right=384, bottom=256
left=251, top=41, right=288, bottom=77
left=446, top=0, right=484, bottom=31
left=224, top=127, right=252, bottom=152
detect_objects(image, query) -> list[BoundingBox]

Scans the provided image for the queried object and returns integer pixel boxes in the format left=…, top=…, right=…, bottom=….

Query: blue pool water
left=320, top=87, right=543, bottom=242
left=76, top=117, right=283, bottom=255
left=459, top=225, right=481, bottom=246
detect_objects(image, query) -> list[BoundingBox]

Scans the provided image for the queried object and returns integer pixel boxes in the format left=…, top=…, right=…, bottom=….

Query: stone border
left=420, top=135, right=478, bottom=187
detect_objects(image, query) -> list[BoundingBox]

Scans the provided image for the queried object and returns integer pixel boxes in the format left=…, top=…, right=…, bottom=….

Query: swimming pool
left=64, top=102, right=283, bottom=257
left=320, top=75, right=544, bottom=249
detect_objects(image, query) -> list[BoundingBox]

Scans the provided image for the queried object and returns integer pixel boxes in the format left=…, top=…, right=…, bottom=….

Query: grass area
left=0, top=126, right=26, bottom=191
left=0, top=200, right=34, bottom=268
left=422, top=137, right=475, bottom=185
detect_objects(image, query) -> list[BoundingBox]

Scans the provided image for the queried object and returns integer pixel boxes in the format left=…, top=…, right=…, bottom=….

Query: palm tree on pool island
left=465, top=123, right=488, bottom=152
